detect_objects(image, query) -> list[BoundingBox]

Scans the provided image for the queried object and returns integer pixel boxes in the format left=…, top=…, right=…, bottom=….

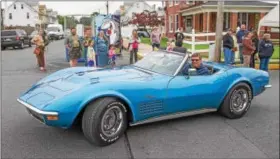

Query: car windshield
left=47, top=27, right=59, bottom=32
left=1, top=31, right=17, bottom=36
left=133, top=51, right=185, bottom=76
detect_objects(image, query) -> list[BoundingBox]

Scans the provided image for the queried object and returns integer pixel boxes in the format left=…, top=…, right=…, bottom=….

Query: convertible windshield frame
left=132, top=50, right=191, bottom=76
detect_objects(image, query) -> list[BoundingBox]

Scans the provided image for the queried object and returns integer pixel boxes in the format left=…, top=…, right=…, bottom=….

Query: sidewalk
left=124, top=39, right=279, bottom=70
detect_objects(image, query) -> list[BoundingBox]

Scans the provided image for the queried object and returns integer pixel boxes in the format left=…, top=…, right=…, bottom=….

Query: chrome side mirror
left=188, top=68, right=197, bottom=76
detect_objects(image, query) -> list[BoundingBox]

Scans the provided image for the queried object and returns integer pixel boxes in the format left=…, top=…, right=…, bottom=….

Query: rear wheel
left=1, top=47, right=6, bottom=50
left=82, top=97, right=128, bottom=146
left=219, top=82, right=252, bottom=119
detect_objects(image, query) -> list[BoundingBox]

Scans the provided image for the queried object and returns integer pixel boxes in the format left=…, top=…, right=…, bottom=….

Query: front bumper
left=1, top=41, right=22, bottom=47
left=264, top=84, right=272, bottom=88
left=17, top=98, right=60, bottom=125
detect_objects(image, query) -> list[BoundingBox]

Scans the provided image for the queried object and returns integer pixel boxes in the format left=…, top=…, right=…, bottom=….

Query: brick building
left=164, top=1, right=278, bottom=39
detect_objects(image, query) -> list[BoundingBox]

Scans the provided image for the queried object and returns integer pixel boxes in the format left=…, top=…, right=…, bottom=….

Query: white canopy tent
left=258, top=3, right=280, bottom=35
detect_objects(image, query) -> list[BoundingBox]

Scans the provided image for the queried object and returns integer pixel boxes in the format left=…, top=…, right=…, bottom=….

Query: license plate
left=4, top=38, right=11, bottom=41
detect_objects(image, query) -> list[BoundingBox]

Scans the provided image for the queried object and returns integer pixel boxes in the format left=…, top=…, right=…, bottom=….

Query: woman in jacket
left=242, top=32, right=255, bottom=67
left=250, top=31, right=259, bottom=68
left=31, top=29, right=49, bottom=71
left=258, top=33, right=274, bottom=71
left=95, top=30, right=109, bottom=67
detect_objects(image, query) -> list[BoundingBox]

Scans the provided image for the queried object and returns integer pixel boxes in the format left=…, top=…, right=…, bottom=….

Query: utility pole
left=106, top=1, right=109, bottom=15
left=214, top=0, right=224, bottom=62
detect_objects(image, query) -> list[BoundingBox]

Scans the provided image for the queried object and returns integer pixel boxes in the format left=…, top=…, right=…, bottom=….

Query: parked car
left=17, top=50, right=271, bottom=147
left=1, top=29, right=32, bottom=50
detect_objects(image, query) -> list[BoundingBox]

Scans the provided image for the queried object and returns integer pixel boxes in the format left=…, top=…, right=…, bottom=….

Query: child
left=108, top=44, right=116, bottom=67
left=87, top=40, right=96, bottom=67
left=166, top=39, right=173, bottom=51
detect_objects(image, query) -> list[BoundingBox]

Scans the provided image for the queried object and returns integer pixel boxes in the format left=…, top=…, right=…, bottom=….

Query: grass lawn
left=141, top=37, right=279, bottom=59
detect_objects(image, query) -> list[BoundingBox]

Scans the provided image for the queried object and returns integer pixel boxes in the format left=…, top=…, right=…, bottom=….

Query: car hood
left=18, top=66, right=158, bottom=109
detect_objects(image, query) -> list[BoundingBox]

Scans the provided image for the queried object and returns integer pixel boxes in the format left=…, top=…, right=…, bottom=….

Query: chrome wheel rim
left=230, top=88, right=249, bottom=113
left=101, top=106, right=123, bottom=137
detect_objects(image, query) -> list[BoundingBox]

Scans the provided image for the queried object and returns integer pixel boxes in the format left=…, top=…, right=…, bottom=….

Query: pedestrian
left=174, top=27, right=184, bottom=44
left=242, top=32, right=255, bottom=67
left=250, top=30, right=259, bottom=68
left=31, top=29, right=49, bottom=71
left=108, top=44, right=116, bottom=68
left=87, top=40, right=96, bottom=67
left=236, top=24, right=248, bottom=64
left=95, top=30, right=109, bottom=67
left=166, top=39, right=174, bottom=51
left=222, top=28, right=234, bottom=65
left=258, top=33, right=274, bottom=72
left=172, top=41, right=187, bottom=53
left=150, top=27, right=161, bottom=51
left=231, top=30, right=238, bottom=64
left=83, top=28, right=94, bottom=66
left=65, top=27, right=82, bottom=67
left=128, top=29, right=141, bottom=64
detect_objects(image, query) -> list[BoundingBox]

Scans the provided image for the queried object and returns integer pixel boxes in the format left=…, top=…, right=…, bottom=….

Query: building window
left=169, top=15, right=173, bottom=31
left=175, top=1, right=179, bottom=5
left=14, top=4, right=16, bottom=9
left=175, top=14, right=179, bottom=31
left=21, top=4, right=24, bottom=9
left=187, top=1, right=194, bottom=5
left=223, top=12, right=230, bottom=31
left=9, top=13, right=12, bottom=19
left=27, top=12, right=30, bottom=19
left=168, top=0, right=173, bottom=7
left=238, top=13, right=248, bottom=28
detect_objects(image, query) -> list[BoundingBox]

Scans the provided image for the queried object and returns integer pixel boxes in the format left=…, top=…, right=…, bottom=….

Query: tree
left=129, top=11, right=165, bottom=29
left=79, top=17, right=92, bottom=26
left=91, top=12, right=99, bottom=17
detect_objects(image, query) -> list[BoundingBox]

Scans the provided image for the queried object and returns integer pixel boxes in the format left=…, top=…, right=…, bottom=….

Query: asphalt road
left=1, top=40, right=279, bottom=159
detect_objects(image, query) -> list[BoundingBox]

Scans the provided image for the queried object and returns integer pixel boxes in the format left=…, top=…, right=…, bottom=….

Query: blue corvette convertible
left=17, top=50, right=271, bottom=146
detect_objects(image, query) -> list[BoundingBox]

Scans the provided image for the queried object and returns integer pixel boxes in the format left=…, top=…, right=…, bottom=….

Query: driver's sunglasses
left=191, top=59, right=200, bottom=62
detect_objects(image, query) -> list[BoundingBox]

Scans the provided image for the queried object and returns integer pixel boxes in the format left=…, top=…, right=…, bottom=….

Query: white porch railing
left=183, top=29, right=226, bottom=54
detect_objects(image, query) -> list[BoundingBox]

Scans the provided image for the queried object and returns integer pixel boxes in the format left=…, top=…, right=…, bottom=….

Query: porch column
left=207, top=12, right=210, bottom=33
left=230, top=12, right=238, bottom=31
left=192, top=14, right=196, bottom=31
left=203, top=12, right=207, bottom=32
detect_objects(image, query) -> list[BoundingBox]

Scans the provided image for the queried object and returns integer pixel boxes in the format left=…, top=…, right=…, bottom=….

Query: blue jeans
left=223, top=48, right=232, bottom=65
left=239, top=45, right=244, bottom=64
left=259, top=57, right=270, bottom=71
left=84, top=47, right=88, bottom=66
left=231, top=51, right=235, bottom=64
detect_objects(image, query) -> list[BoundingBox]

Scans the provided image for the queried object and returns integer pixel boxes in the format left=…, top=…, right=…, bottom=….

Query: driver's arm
left=182, top=63, right=191, bottom=75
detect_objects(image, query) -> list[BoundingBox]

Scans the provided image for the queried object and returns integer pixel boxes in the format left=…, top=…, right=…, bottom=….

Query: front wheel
left=219, top=82, right=252, bottom=119
left=82, top=97, right=128, bottom=146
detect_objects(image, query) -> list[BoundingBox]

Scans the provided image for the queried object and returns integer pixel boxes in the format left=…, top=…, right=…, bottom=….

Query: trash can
left=208, top=43, right=215, bottom=61
left=208, top=43, right=223, bottom=61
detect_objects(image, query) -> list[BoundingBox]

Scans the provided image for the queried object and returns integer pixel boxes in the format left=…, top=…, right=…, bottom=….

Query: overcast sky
left=1, top=1, right=163, bottom=15
left=1, top=0, right=278, bottom=16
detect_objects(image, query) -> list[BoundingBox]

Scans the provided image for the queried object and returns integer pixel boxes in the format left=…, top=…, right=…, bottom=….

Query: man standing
left=172, top=41, right=187, bottom=53
left=83, top=28, right=94, bottom=66
left=222, top=28, right=234, bottom=65
left=236, top=24, right=248, bottom=64
left=174, top=27, right=185, bottom=44
left=65, top=27, right=82, bottom=67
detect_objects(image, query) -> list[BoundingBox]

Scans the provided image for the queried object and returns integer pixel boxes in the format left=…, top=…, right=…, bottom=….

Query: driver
left=182, top=53, right=210, bottom=75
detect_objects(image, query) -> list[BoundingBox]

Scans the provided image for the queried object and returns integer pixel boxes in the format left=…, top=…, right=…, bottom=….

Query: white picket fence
left=183, top=29, right=226, bottom=54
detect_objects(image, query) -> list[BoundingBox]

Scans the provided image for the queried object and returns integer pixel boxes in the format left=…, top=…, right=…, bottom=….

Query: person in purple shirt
left=236, top=24, right=249, bottom=64
left=182, top=53, right=210, bottom=75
